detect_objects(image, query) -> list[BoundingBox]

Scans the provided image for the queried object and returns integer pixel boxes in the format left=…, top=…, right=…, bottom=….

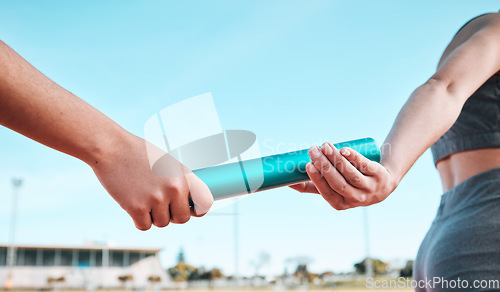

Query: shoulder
left=455, top=12, right=500, bottom=41
left=439, top=13, right=500, bottom=68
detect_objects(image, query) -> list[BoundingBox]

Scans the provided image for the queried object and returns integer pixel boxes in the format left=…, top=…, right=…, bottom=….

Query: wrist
left=80, top=123, right=131, bottom=167
left=380, top=159, right=402, bottom=190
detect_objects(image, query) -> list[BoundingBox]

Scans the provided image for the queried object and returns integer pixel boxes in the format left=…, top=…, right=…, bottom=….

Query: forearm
left=0, top=40, right=127, bottom=165
left=380, top=79, right=464, bottom=183
left=0, top=40, right=213, bottom=228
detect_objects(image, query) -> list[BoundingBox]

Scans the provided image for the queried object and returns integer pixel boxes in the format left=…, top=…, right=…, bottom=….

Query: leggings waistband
left=437, top=167, right=500, bottom=218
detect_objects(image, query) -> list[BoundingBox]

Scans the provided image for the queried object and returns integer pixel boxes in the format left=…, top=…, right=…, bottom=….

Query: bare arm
left=383, top=20, right=500, bottom=183
left=291, top=17, right=500, bottom=209
left=0, top=40, right=213, bottom=228
left=0, top=41, right=125, bottom=164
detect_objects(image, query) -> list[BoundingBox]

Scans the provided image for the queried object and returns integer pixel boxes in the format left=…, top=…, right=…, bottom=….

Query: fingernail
left=310, top=146, right=320, bottom=158
left=341, top=148, right=350, bottom=156
left=322, top=143, right=332, bottom=155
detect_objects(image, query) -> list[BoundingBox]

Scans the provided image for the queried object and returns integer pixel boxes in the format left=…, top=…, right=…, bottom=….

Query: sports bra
left=430, top=13, right=500, bottom=164
left=430, top=75, right=500, bottom=163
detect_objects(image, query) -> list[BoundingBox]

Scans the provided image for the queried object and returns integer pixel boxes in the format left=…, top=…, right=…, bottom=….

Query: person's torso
left=431, top=12, right=500, bottom=191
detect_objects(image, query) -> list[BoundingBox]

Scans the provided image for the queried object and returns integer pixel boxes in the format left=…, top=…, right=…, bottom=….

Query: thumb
left=184, top=171, right=214, bottom=216
left=289, top=181, right=319, bottom=194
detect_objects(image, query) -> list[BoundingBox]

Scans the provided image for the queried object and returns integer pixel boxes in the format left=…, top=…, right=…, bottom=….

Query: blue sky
left=0, top=0, right=499, bottom=276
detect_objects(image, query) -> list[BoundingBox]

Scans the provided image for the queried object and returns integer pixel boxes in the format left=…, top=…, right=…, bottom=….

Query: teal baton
left=192, top=137, right=381, bottom=200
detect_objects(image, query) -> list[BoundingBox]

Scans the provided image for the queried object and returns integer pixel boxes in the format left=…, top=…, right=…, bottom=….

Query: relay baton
left=192, top=137, right=381, bottom=200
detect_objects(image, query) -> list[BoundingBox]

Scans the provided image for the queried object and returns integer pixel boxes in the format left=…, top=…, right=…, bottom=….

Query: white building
left=0, top=243, right=173, bottom=289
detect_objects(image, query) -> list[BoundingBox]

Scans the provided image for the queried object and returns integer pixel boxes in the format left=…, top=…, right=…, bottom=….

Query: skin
left=0, top=40, right=213, bottom=230
left=291, top=13, right=500, bottom=209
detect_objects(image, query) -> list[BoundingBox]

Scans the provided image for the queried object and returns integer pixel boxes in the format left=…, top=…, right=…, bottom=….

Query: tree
left=168, top=262, right=197, bottom=282
left=148, top=276, right=161, bottom=290
left=118, top=275, right=133, bottom=289
left=148, top=275, right=161, bottom=282
left=177, top=247, right=185, bottom=264
left=199, top=268, right=225, bottom=281
left=249, top=251, right=271, bottom=277
left=294, top=264, right=319, bottom=283
left=399, top=260, right=414, bottom=278
left=199, top=268, right=225, bottom=287
left=354, top=258, right=389, bottom=275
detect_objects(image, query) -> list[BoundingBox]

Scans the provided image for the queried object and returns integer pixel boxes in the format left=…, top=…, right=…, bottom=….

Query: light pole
left=363, top=208, right=374, bottom=278
left=233, top=201, right=240, bottom=289
left=6, top=178, right=23, bottom=286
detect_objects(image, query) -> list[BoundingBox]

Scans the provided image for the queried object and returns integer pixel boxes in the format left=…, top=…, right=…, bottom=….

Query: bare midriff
left=436, top=148, right=500, bottom=192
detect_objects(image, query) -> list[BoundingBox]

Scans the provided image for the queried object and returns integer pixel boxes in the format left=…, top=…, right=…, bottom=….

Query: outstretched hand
left=91, top=133, right=213, bottom=230
left=290, top=142, right=397, bottom=210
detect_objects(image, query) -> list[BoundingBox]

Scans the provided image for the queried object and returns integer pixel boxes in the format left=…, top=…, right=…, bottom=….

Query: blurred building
left=0, top=243, right=172, bottom=289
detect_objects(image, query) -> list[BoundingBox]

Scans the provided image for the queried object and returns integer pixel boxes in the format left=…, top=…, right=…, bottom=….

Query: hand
left=290, top=142, right=397, bottom=210
left=90, top=133, right=213, bottom=230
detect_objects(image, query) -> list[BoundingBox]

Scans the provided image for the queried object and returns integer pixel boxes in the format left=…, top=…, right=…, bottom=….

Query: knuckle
left=128, top=206, right=147, bottom=216
left=369, top=162, right=380, bottom=174
left=357, top=194, right=367, bottom=204
left=150, top=193, right=164, bottom=204
left=350, top=193, right=366, bottom=204
left=333, top=156, right=343, bottom=166
left=165, top=182, right=182, bottom=195
left=350, top=175, right=361, bottom=184
left=336, top=182, right=348, bottom=193
left=319, top=161, right=331, bottom=172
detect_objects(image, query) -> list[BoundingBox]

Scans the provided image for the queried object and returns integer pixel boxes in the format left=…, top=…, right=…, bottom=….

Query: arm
left=0, top=40, right=213, bottom=229
left=291, top=18, right=500, bottom=209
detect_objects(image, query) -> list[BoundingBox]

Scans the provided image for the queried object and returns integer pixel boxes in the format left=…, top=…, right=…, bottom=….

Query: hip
left=436, top=148, right=500, bottom=192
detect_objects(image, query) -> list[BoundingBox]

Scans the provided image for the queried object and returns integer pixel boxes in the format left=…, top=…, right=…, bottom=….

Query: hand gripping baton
left=192, top=137, right=381, bottom=200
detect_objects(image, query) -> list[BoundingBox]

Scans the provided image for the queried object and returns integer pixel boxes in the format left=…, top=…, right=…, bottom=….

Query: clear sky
left=0, top=0, right=499, bottom=277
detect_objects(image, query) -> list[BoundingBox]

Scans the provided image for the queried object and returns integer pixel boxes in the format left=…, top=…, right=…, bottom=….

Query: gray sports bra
left=430, top=74, right=500, bottom=163
left=431, top=13, right=500, bottom=163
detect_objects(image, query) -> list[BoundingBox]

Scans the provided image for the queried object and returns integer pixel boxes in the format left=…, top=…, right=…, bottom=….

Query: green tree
left=199, top=268, right=226, bottom=288
left=177, top=247, right=185, bottom=263
left=354, top=258, right=389, bottom=275
left=117, top=275, right=133, bottom=289
left=399, top=260, right=414, bottom=278
left=168, top=261, right=197, bottom=282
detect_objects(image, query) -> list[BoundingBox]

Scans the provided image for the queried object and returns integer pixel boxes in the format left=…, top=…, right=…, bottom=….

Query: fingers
left=340, top=146, right=378, bottom=176
left=150, top=201, right=171, bottom=228
left=322, top=143, right=367, bottom=188
left=131, top=168, right=212, bottom=230
left=309, top=145, right=356, bottom=196
left=166, top=179, right=191, bottom=224
left=150, top=178, right=191, bottom=227
left=129, top=208, right=153, bottom=231
left=305, top=162, right=347, bottom=210
left=289, top=181, right=319, bottom=194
